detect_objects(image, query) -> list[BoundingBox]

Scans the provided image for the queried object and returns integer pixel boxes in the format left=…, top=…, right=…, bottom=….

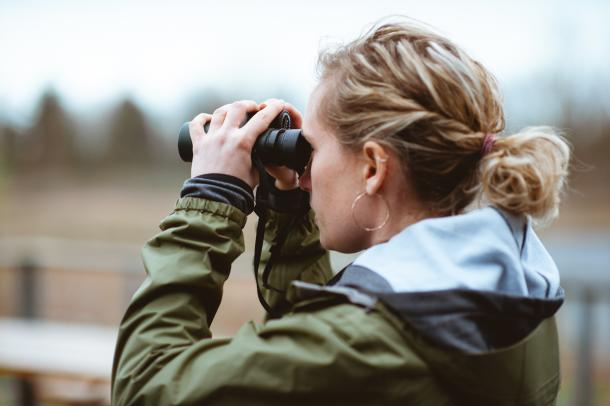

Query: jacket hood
left=351, top=206, right=559, bottom=298
left=332, top=206, right=564, bottom=353
left=290, top=206, right=563, bottom=404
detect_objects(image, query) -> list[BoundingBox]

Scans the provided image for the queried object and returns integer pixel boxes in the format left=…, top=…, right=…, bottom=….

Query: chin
left=319, top=233, right=340, bottom=252
left=320, top=233, right=364, bottom=254
left=319, top=233, right=331, bottom=250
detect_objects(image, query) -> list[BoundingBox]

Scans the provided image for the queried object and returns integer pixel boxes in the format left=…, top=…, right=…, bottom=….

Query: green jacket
left=112, top=197, right=562, bottom=405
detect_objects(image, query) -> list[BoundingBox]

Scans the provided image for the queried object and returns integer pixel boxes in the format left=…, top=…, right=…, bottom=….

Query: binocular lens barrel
left=177, top=110, right=312, bottom=174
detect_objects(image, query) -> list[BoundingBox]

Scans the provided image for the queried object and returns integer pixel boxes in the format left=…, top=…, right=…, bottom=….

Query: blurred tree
left=184, top=86, right=301, bottom=128
left=558, top=94, right=610, bottom=197
left=0, top=124, right=18, bottom=172
left=104, top=98, right=153, bottom=167
left=185, top=89, right=233, bottom=122
left=25, top=90, right=78, bottom=170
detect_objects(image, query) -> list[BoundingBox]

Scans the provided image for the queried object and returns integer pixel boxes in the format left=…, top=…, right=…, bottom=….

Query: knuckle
left=258, top=110, right=269, bottom=121
left=191, top=113, right=206, bottom=126
left=229, top=101, right=246, bottom=113
left=269, top=98, right=284, bottom=107
left=213, top=106, right=228, bottom=115
left=189, top=121, right=202, bottom=135
left=215, top=128, right=228, bottom=139
left=234, top=100, right=256, bottom=112
left=231, top=132, right=249, bottom=149
left=236, top=139, right=251, bottom=152
left=190, top=114, right=211, bottom=134
left=242, top=99, right=257, bottom=108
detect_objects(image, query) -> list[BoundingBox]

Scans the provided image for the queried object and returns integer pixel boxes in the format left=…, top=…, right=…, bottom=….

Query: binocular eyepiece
left=178, top=110, right=312, bottom=175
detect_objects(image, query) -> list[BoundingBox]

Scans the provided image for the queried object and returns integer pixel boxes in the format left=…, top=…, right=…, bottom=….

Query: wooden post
left=18, top=258, right=37, bottom=406
left=573, top=288, right=595, bottom=406
left=20, top=258, right=37, bottom=320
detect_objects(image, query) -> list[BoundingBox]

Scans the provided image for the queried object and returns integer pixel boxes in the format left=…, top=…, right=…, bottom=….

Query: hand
left=188, top=99, right=288, bottom=189
left=264, top=165, right=298, bottom=190
left=262, top=101, right=303, bottom=190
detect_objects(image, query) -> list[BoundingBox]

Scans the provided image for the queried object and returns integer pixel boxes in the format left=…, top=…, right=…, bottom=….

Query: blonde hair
left=317, top=19, right=570, bottom=224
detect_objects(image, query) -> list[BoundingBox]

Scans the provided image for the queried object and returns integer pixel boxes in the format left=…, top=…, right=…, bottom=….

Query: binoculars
left=178, top=110, right=312, bottom=174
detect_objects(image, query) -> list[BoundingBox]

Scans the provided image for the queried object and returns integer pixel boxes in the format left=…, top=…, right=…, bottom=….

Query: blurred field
left=1, top=166, right=609, bottom=331
left=0, top=168, right=268, bottom=333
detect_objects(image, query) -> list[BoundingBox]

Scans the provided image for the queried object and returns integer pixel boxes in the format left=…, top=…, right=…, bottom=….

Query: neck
left=367, top=198, right=439, bottom=247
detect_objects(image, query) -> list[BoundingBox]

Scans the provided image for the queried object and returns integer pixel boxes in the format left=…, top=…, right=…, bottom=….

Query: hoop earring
left=351, top=192, right=390, bottom=232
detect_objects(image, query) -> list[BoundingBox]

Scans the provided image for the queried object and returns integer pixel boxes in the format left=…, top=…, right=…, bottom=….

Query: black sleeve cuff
left=180, top=173, right=310, bottom=215
left=180, top=173, right=255, bottom=214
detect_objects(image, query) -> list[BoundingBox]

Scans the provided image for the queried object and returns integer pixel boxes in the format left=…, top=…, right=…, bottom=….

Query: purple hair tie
left=481, top=133, right=496, bottom=156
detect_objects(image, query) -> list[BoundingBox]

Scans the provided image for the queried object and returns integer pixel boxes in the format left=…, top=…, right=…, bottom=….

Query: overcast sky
left=1, top=0, right=608, bottom=128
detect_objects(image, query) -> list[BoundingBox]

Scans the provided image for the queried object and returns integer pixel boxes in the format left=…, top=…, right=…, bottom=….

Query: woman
left=112, top=19, right=569, bottom=405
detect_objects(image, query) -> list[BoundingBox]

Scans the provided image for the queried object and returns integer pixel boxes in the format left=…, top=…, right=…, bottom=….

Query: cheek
left=309, top=156, right=323, bottom=193
left=310, top=160, right=336, bottom=206
left=311, top=150, right=357, bottom=204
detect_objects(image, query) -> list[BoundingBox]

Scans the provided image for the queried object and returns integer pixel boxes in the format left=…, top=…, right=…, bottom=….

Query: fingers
left=208, top=106, right=228, bottom=134
left=207, top=100, right=259, bottom=134
left=265, top=164, right=299, bottom=190
left=223, top=100, right=258, bottom=129
left=190, top=98, right=299, bottom=154
left=241, top=99, right=286, bottom=145
left=189, top=113, right=212, bottom=138
left=258, top=100, right=303, bottom=129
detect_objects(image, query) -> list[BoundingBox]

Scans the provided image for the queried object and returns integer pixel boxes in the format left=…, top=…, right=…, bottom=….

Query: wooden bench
left=0, top=318, right=116, bottom=404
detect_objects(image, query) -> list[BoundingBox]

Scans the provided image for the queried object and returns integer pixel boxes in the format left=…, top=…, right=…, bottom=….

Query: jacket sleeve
left=258, top=208, right=333, bottom=316
left=111, top=197, right=247, bottom=403
left=111, top=197, right=338, bottom=404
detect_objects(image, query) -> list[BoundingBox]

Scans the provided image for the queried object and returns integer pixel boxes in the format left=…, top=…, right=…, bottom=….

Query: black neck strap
left=251, top=155, right=308, bottom=319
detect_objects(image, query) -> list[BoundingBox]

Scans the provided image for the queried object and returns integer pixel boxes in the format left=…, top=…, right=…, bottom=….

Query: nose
left=298, top=166, right=311, bottom=192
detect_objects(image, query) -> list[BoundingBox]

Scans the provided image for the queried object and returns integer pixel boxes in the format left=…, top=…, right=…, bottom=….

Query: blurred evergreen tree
left=558, top=96, right=610, bottom=196
left=104, top=98, right=152, bottom=167
left=185, top=89, right=232, bottom=122
left=0, top=124, right=18, bottom=172
left=26, top=90, right=78, bottom=170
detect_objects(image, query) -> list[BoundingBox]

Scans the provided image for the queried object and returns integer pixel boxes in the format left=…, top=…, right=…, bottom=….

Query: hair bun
left=479, top=126, right=570, bottom=224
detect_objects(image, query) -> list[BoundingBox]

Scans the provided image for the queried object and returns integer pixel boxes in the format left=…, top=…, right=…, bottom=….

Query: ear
left=360, top=141, right=389, bottom=195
